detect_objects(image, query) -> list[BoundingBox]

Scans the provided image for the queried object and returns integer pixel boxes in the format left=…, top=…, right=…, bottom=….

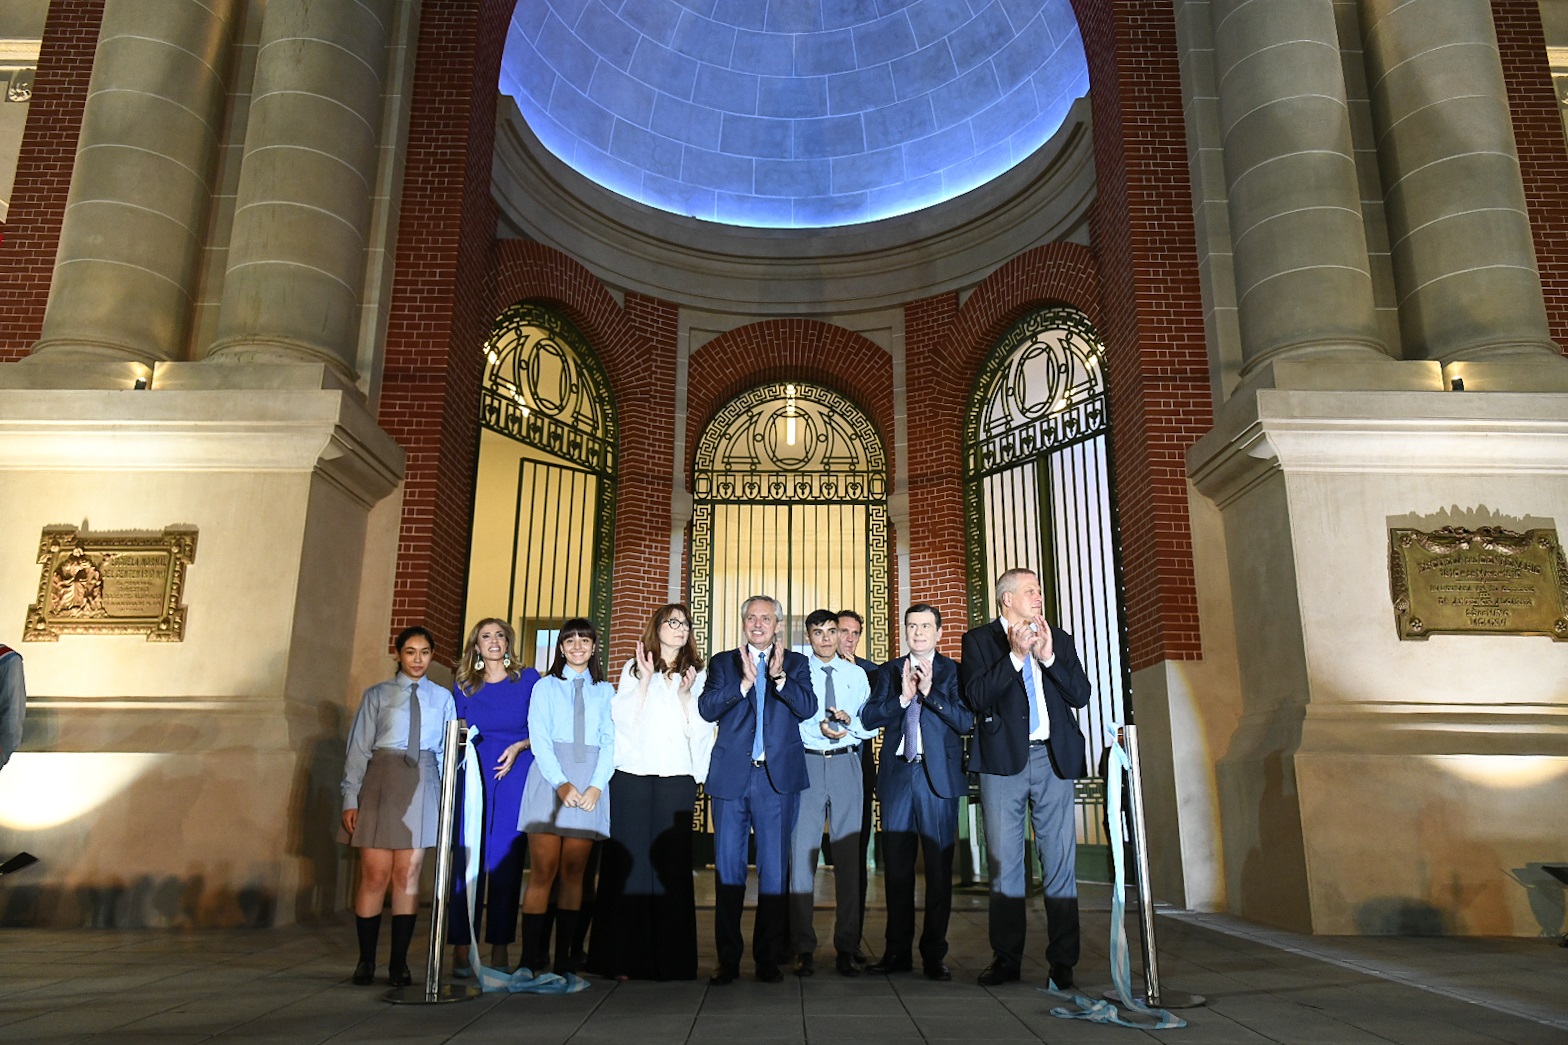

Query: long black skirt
left=587, top=771, right=699, bottom=981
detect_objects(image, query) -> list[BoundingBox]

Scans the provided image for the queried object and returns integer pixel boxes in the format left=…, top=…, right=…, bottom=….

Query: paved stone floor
left=1, top=882, right=1565, bottom=1044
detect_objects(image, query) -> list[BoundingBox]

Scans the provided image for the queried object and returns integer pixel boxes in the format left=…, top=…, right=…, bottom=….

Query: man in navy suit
left=862, top=603, right=972, bottom=981
left=960, top=569, right=1092, bottom=990
left=699, top=595, right=816, bottom=984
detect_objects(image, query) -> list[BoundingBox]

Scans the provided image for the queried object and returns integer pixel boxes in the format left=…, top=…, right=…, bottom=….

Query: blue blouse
left=526, top=668, right=615, bottom=792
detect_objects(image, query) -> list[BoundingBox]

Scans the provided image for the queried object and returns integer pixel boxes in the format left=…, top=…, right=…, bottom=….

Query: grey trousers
left=788, top=749, right=865, bottom=956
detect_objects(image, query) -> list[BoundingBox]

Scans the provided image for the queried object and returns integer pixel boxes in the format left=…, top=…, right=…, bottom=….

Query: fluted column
left=206, top=0, right=393, bottom=381
left=1211, top=0, right=1387, bottom=375
left=1360, top=0, right=1557, bottom=361
left=29, top=0, right=241, bottom=366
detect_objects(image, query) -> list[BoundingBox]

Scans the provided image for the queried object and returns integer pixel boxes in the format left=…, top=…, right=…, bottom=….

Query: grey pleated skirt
left=519, top=741, right=610, bottom=840
left=339, top=749, right=441, bottom=849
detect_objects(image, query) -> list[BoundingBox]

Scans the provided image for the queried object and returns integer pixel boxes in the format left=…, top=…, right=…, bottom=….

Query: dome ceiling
left=500, top=0, right=1089, bottom=229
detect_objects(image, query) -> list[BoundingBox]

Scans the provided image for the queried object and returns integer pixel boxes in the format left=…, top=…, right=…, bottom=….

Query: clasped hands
left=1007, top=614, right=1055, bottom=663
left=820, top=707, right=852, bottom=740
left=556, top=782, right=602, bottom=812
left=898, top=657, right=934, bottom=707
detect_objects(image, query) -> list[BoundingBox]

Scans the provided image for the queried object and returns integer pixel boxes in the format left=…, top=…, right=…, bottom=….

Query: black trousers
left=879, top=757, right=958, bottom=964
left=588, top=771, right=699, bottom=980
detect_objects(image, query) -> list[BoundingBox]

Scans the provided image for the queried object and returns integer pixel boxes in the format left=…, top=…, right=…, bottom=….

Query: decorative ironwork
left=691, top=381, right=890, bottom=662
left=961, top=307, right=1130, bottom=775
left=964, top=307, right=1107, bottom=478
left=26, top=525, right=198, bottom=642
left=469, top=303, right=616, bottom=650
left=481, top=303, right=616, bottom=477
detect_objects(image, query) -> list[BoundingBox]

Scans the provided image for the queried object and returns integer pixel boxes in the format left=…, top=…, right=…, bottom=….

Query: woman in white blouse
left=587, top=603, right=714, bottom=980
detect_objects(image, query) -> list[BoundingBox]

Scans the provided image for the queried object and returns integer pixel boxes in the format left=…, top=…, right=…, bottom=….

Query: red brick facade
left=1072, top=0, right=1212, bottom=669
left=0, top=0, right=105, bottom=360
left=0, top=0, right=1219, bottom=676
left=1493, top=0, right=1568, bottom=349
left=486, top=240, right=679, bottom=668
left=904, top=243, right=1106, bottom=646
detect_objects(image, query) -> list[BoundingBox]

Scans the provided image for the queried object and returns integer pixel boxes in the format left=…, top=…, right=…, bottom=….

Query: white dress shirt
left=612, top=660, right=716, bottom=784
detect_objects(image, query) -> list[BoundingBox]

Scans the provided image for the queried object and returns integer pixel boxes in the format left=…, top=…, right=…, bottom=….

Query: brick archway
left=684, top=320, right=895, bottom=476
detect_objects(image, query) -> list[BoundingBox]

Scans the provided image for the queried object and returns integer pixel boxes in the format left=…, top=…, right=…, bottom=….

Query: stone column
left=29, top=0, right=241, bottom=366
left=1360, top=0, right=1557, bottom=361
left=206, top=0, right=393, bottom=382
left=1210, top=0, right=1387, bottom=374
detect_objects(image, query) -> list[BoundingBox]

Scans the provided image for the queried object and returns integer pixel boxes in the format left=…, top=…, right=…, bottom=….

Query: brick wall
left=1493, top=0, right=1568, bottom=349
left=486, top=240, right=679, bottom=668
left=1072, top=0, right=1211, bottom=670
left=377, top=0, right=511, bottom=665
left=683, top=320, right=896, bottom=471
left=905, top=243, right=1105, bottom=644
left=0, top=0, right=104, bottom=359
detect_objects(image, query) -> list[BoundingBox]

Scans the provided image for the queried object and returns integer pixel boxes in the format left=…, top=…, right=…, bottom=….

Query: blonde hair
left=456, top=617, right=522, bottom=694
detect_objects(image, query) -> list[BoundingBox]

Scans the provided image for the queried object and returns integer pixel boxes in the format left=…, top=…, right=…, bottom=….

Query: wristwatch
left=769, top=673, right=786, bottom=682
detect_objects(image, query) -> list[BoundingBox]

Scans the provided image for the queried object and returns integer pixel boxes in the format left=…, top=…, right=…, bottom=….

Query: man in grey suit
left=788, top=609, right=873, bottom=977
left=960, top=569, right=1092, bottom=990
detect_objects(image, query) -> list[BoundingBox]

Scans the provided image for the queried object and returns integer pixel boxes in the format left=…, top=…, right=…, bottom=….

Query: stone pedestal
left=0, top=368, right=404, bottom=927
left=1189, top=376, right=1568, bottom=934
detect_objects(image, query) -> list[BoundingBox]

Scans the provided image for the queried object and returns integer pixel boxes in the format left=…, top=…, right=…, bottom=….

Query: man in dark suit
left=960, top=568, right=1092, bottom=990
left=836, top=609, right=884, bottom=965
left=861, top=603, right=972, bottom=981
left=699, top=595, right=816, bottom=984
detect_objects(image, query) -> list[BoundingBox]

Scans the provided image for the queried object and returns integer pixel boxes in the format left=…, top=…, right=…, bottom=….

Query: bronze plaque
left=24, top=525, right=198, bottom=642
left=1389, top=526, right=1568, bottom=640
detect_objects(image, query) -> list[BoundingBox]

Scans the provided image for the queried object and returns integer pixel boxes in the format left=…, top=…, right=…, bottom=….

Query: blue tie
left=752, top=651, right=768, bottom=760
left=1021, top=654, right=1041, bottom=735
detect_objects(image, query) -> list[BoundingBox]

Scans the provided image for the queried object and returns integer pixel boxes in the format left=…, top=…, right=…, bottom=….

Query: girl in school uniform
left=340, top=625, right=457, bottom=987
left=516, top=617, right=614, bottom=975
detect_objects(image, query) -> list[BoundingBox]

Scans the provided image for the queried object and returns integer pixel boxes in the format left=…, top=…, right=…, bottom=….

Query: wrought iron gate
left=464, top=302, right=616, bottom=667
left=963, top=306, right=1131, bottom=775
left=691, top=381, right=890, bottom=662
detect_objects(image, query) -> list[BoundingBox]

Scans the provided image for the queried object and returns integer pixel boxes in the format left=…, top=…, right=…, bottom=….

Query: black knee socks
left=553, top=909, right=580, bottom=974
left=389, top=914, right=417, bottom=972
left=355, top=914, right=381, bottom=965
left=519, top=912, right=549, bottom=972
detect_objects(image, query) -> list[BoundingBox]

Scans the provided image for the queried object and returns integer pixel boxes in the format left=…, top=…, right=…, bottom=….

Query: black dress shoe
left=852, top=950, right=870, bottom=966
left=866, top=953, right=912, bottom=974
left=835, top=952, right=861, bottom=977
left=756, top=962, right=784, bottom=983
left=923, top=962, right=952, bottom=981
left=708, top=965, right=740, bottom=986
left=350, top=961, right=375, bottom=985
left=1048, top=964, right=1075, bottom=990
left=977, top=960, right=1020, bottom=986
left=386, top=964, right=413, bottom=988
left=793, top=952, right=815, bottom=977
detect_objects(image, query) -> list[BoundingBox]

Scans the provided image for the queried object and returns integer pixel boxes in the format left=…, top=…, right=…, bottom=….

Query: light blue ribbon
left=1040, top=724, right=1184, bottom=1030
left=458, top=725, right=589, bottom=994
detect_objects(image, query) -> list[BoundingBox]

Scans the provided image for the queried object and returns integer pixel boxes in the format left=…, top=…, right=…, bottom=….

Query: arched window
left=464, top=303, right=616, bottom=667
left=963, top=307, right=1127, bottom=769
left=690, top=382, right=890, bottom=661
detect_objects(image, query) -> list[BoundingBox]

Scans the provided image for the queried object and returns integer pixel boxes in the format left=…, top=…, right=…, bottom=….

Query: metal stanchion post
left=1106, top=723, right=1205, bottom=1010
left=386, top=718, right=481, bottom=1004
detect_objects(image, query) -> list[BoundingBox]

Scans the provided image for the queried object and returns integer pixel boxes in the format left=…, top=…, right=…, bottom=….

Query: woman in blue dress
left=517, top=617, right=614, bottom=975
left=450, top=617, right=538, bottom=973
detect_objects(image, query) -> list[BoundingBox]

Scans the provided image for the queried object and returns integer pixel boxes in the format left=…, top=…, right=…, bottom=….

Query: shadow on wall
left=2, top=872, right=275, bottom=928
left=1353, top=897, right=1448, bottom=935
left=1235, top=750, right=1312, bottom=931
left=1507, top=863, right=1568, bottom=938
left=288, top=701, right=351, bottom=927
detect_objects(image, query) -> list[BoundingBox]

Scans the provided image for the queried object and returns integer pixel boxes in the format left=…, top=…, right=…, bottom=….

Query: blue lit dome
left=500, top=1, right=1089, bottom=229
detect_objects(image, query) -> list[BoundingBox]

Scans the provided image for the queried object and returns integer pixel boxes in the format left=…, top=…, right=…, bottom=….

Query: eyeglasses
left=663, top=618, right=691, bottom=629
